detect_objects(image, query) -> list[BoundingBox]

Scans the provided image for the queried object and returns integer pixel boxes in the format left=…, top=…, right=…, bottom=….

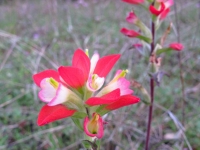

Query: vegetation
left=0, top=0, right=199, bottom=149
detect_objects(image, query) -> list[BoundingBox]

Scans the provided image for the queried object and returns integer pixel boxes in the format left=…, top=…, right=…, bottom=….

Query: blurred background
left=0, top=0, right=199, bottom=149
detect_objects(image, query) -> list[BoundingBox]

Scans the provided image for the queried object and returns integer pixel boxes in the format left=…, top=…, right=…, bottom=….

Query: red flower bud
left=149, top=2, right=165, bottom=16
left=126, top=11, right=138, bottom=24
left=120, top=28, right=140, bottom=38
left=169, top=43, right=184, bottom=51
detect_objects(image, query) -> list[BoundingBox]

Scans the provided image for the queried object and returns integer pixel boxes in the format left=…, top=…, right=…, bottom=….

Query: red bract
left=120, top=28, right=140, bottom=37
left=122, top=0, right=144, bottom=5
left=85, top=89, right=121, bottom=106
left=105, top=95, right=140, bottom=111
left=93, top=54, right=120, bottom=77
left=33, top=70, right=60, bottom=87
left=72, top=49, right=90, bottom=82
left=157, top=0, right=174, bottom=8
left=169, top=43, right=184, bottom=51
left=58, top=66, right=86, bottom=88
left=149, top=0, right=173, bottom=20
left=126, top=11, right=138, bottom=24
left=160, top=8, right=170, bottom=20
left=86, top=70, right=140, bottom=112
left=149, top=2, right=165, bottom=16
left=37, top=105, right=76, bottom=126
left=84, top=113, right=104, bottom=139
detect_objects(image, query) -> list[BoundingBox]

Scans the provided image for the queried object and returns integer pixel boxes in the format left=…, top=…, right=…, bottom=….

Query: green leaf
left=95, top=105, right=109, bottom=116
left=153, top=43, right=162, bottom=53
left=137, top=35, right=152, bottom=43
left=82, top=140, right=98, bottom=150
left=136, top=20, right=152, bottom=39
left=95, top=105, right=105, bottom=113
left=156, top=48, right=171, bottom=55
left=96, top=139, right=101, bottom=150
left=72, top=112, right=87, bottom=119
left=71, top=117, right=83, bottom=131
left=82, top=140, right=92, bottom=149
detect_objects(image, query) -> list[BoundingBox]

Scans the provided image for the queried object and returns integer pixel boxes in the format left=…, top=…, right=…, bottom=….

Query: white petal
left=90, top=53, right=99, bottom=74
left=48, top=84, right=70, bottom=106
left=86, top=74, right=105, bottom=92
left=38, top=78, right=57, bottom=103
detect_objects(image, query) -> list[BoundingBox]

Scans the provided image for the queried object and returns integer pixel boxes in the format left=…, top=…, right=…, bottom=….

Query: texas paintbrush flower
left=33, top=49, right=140, bottom=139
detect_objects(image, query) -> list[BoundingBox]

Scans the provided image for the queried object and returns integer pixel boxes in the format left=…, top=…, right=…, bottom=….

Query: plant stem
left=145, top=2, right=155, bottom=149
left=174, top=0, right=185, bottom=126
left=145, top=79, right=154, bottom=150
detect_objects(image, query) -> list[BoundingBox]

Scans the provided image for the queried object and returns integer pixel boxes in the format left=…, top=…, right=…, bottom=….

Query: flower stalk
left=120, top=0, right=183, bottom=149
left=145, top=1, right=155, bottom=150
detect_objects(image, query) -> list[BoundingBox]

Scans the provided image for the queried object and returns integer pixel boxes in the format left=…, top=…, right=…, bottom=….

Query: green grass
left=0, top=0, right=200, bottom=149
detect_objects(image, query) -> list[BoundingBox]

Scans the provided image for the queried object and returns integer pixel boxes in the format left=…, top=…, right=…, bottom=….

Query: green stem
left=82, top=135, right=97, bottom=150
left=145, top=1, right=155, bottom=150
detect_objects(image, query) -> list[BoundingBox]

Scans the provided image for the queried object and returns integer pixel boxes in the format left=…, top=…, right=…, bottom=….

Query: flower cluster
left=33, top=49, right=140, bottom=139
left=120, top=0, right=183, bottom=52
left=149, top=0, right=174, bottom=20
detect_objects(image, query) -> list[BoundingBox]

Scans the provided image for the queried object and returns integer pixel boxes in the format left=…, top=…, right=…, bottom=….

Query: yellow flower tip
left=85, top=49, right=89, bottom=57
left=90, top=113, right=99, bottom=124
left=92, top=74, right=96, bottom=80
left=88, top=113, right=99, bottom=134
left=110, top=69, right=129, bottom=83
left=93, top=113, right=99, bottom=121
left=120, top=69, right=128, bottom=78
left=48, top=77, right=59, bottom=89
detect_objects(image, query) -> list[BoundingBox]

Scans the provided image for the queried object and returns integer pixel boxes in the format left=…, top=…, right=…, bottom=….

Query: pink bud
left=169, top=43, right=184, bottom=51
left=126, top=11, right=138, bottom=24
left=83, top=113, right=104, bottom=139
left=120, top=28, right=140, bottom=38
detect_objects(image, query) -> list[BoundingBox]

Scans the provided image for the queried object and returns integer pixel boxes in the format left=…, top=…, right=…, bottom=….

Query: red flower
left=157, top=0, right=174, bottom=8
left=86, top=70, right=140, bottom=112
left=84, top=113, right=104, bottom=139
left=105, top=95, right=139, bottom=111
left=122, top=0, right=144, bottom=5
left=160, top=8, right=170, bottom=20
left=33, top=49, right=121, bottom=126
left=169, top=42, right=184, bottom=51
left=149, top=2, right=165, bottom=16
left=149, top=0, right=173, bottom=20
left=126, top=11, right=138, bottom=24
left=33, top=49, right=140, bottom=139
left=120, top=28, right=140, bottom=37
left=37, top=105, right=76, bottom=126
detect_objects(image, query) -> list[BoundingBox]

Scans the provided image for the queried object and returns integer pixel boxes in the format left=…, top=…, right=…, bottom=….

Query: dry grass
left=0, top=0, right=199, bottom=149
